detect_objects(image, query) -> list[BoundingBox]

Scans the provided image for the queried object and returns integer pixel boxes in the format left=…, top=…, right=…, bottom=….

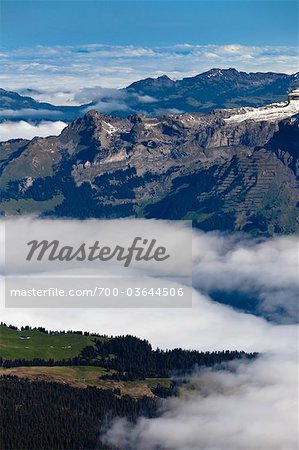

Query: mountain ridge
left=0, top=98, right=298, bottom=235
left=1, top=68, right=298, bottom=122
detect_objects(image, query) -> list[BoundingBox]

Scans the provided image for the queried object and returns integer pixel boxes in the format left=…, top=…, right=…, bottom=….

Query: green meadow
left=0, top=325, right=98, bottom=360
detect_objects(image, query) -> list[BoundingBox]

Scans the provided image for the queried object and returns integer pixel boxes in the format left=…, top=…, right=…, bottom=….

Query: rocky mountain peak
left=128, top=113, right=146, bottom=124
left=156, top=74, right=174, bottom=82
left=126, top=74, right=175, bottom=93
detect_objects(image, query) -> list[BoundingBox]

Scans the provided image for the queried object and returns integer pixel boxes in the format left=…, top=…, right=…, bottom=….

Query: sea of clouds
left=0, top=217, right=298, bottom=449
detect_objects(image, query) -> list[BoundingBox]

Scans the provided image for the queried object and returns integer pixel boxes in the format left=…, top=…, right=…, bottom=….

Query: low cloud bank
left=0, top=120, right=67, bottom=141
left=0, top=219, right=297, bottom=322
left=102, top=351, right=298, bottom=450
left=0, top=218, right=297, bottom=351
left=0, top=109, right=62, bottom=119
left=75, top=87, right=157, bottom=115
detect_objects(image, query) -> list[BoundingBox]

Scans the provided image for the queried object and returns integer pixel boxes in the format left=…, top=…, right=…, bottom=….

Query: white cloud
left=0, top=289, right=296, bottom=354
left=136, top=95, right=157, bottom=103
left=102, top=350, right=298, bottom=450
left=221, top=44, right=245, bottom=54
left=74, top=87, right=157, bottom=113
left=0, top=219, right=297, bottom=353
left=0, top=120, right=67, bottom=141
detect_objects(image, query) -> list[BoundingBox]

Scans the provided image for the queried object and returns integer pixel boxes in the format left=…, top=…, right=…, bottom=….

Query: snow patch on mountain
left=225, top=91, right=299, bottom=124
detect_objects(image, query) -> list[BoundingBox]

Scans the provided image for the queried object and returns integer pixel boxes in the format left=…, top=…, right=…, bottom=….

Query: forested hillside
left=0, top=324, right=257, bottom=449
left=0, top=376, right=158, bottom=450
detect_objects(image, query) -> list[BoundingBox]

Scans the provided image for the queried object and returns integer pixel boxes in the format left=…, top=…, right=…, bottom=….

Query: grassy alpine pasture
left=0, top=366, right=107, bottom=387
left=0, top=365, right=171, bottom=397
left=0, top=325, right=99, bottom=360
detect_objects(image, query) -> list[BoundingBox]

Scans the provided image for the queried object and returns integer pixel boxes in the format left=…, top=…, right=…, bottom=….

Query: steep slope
left=0, top=99, right=298, bottom=235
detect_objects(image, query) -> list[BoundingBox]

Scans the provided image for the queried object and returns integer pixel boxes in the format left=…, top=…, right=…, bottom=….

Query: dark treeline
left=92, top=335, right=257, bottom=379
left=0, top=375, right=158, bottom=450
left=0, top=322, right=101, bottom=337
left=0, top=356, right=105, bottom=368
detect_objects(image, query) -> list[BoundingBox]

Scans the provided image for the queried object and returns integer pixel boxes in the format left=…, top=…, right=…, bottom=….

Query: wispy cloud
left=0, top=109, right=62, bottom=119
left=0, top=44, right=297, bottom=105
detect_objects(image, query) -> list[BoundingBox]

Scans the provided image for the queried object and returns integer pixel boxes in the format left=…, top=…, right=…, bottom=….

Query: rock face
left=0, top=103, right=298, bottom=235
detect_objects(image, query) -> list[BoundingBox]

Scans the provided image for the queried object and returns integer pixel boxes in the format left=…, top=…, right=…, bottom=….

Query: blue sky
left=1, top=0, right=298, bottom=48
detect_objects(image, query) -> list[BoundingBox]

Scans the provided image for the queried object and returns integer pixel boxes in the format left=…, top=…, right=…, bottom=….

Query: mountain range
left=1, top=68, right=298, bottom=121
left=1, top=93, right=298, bottom=235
